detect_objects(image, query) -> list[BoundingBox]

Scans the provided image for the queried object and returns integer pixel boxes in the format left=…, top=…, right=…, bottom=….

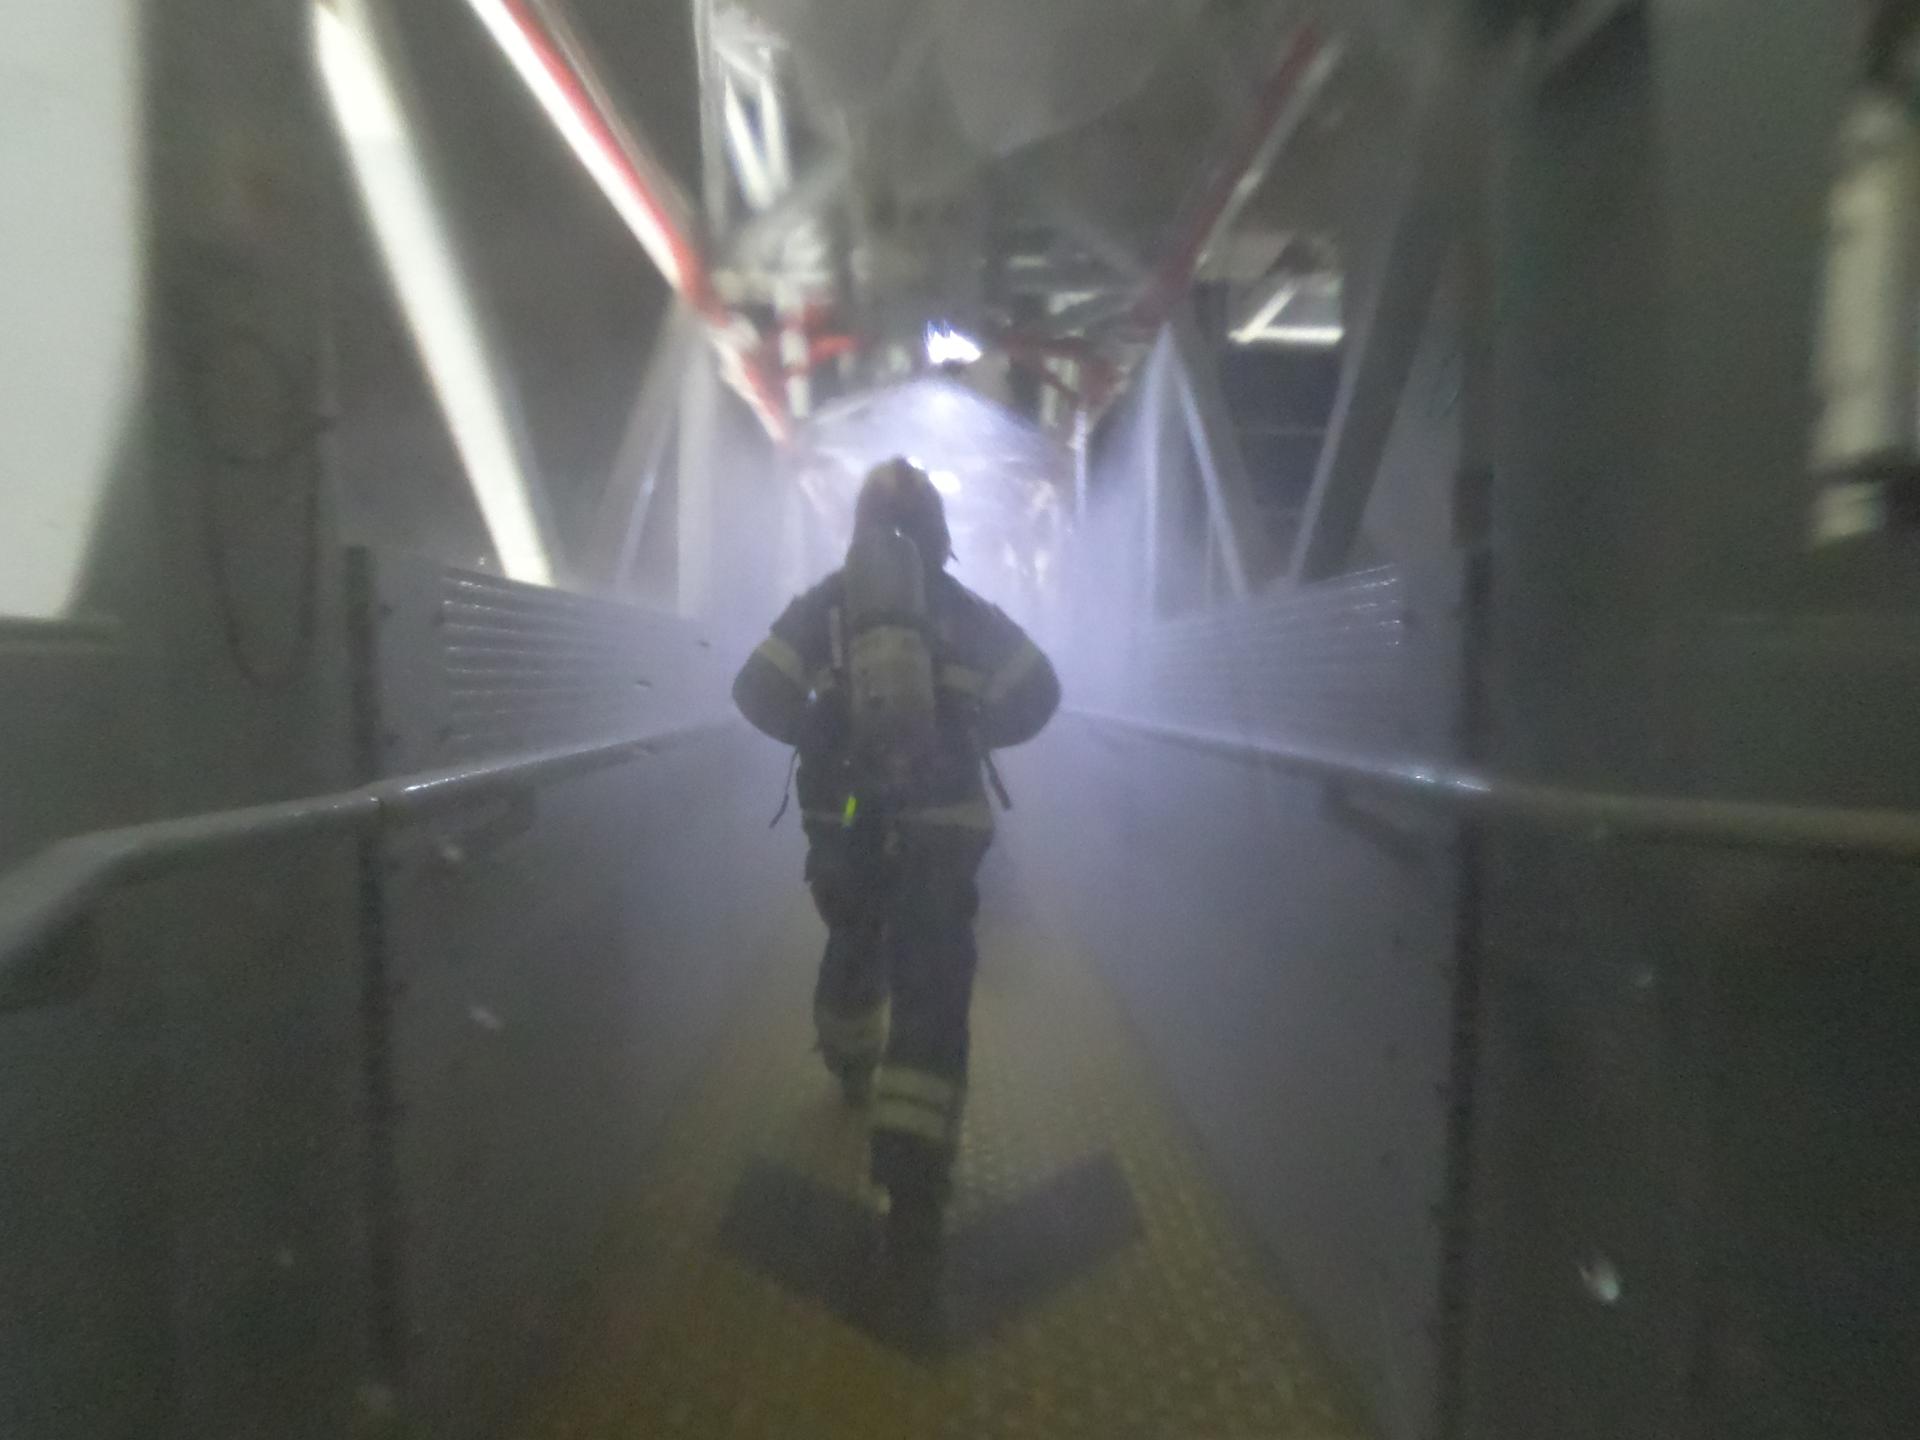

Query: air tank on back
left=843, top=521, right=939, bottom=790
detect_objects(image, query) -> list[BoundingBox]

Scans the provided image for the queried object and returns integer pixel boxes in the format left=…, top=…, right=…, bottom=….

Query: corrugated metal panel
left=347, top=548, right=790, bottom=1437
left=357, top=554, right=729, bottom=776
left=1119, top=565, right=1454, bottom=754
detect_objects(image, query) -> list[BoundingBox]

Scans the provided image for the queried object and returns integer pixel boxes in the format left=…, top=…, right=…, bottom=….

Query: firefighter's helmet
left=853, top=457, right=952, bottom=566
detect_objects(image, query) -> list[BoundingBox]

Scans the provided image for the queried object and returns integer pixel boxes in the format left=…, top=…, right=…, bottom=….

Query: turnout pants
left=807, top=822, right=987, bottom=1202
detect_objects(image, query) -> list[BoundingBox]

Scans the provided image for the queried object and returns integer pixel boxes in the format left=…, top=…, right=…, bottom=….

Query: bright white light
left=0, top=0, right=138, bottom=616
left=1265, top=324, right=1345, bottom=347
left=317, top=0, right=553, bottom=585
left=722, top=77, right=777, bottom=211
left=928, top=469, right=962, bottom=496
left=1229, top=278, right=1300, bottom=346
left=926, top=324, right=983, bottom=367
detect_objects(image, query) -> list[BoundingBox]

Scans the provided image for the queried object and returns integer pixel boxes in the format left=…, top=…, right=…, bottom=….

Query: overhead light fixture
left=1230, top=266, right=1344, bottom=348
left=1264, top=324, right=1344, bottom=347
left=315, top=0, right=554, bottom=585
left=1229, top=278, right=1301, bottom=345
left=926, top=324, right=983, bottom=367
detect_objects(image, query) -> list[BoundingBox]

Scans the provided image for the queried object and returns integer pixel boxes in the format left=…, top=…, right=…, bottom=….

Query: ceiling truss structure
left=467, top=0, right=1360, bottom=448
left=449, top=0, right=1443, bottom=605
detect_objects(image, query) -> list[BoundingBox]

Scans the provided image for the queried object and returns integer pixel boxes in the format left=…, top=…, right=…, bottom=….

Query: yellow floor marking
left=520, top=880, right=1369, bottom=1440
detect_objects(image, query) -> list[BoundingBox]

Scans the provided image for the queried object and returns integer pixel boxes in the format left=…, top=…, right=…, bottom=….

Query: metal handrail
left=1074, top=709, right=1920, bottom=863
left=0, top=718, right=735, bottom=1005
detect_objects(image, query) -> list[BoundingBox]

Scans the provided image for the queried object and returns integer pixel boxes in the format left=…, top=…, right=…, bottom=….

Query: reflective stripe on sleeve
left=985, top=640, right=1044, bottom=705
left=901, top=799, right=994, bottom=832
left=753, top=634, right=807, bottom=688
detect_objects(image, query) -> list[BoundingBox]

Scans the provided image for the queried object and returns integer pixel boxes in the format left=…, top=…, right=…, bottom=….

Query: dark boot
left=864, top=1186, right=945, bottom=1358
left=883, top=1181, right=944, bottom=1273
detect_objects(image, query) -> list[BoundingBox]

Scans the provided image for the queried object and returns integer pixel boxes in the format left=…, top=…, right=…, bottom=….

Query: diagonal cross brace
left=1287, top=54, right=1476, bottom=584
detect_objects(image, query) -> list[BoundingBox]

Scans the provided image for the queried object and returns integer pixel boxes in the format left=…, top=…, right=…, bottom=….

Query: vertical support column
left=589, top=303, right=697, bottom=592
left=1169, top=303, right=1275, bottom=598
left=129, top=2, right=372, bottom=1433
left=676, top=346, right=719, bottom=618
left=776, top=452, right=806, bottom=601
left=692, top=0, right=729, bottom=229
left=776, top=282, right=809, bottom=421
left=1287, top=48, right=1470, bottom=584
left=1141, top=334, right=1172, bottom=624
left=1072, top=406, right=1091, bottom=526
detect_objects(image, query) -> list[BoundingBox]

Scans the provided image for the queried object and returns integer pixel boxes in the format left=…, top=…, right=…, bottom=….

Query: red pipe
left=481, top=0, right=791, bottom=439
left=1129, top=23, right=1327, bottom=330
left=494, top=0, right=713, bottom=310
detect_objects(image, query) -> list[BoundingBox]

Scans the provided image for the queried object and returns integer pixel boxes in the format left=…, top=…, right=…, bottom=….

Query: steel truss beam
left=583, top=303, right=699, bottom=592
left=1167, top=305, right=1279, bottom=597
left=1287, top=42, right=1478, bottom=584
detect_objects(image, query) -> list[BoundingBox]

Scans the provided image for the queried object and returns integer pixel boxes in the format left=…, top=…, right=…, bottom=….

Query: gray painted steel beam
left=1169, top=305, right=1280, bottom=597
left=1141, top=336, right=1172, bottom=619
left=584, top=304, right=699, bottom=590
left=1287, top=57, right=1474, bottom=584
left=676, top=343, right=721, bottom=617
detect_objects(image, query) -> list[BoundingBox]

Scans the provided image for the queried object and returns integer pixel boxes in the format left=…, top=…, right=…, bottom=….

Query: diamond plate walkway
left=519, top=853, right=1368, bottom=1440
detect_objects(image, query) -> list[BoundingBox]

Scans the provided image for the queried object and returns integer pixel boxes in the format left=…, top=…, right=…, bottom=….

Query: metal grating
left=1119, top=566, right=1444, bottom=754
left=355, top=553, right=730, bottom=776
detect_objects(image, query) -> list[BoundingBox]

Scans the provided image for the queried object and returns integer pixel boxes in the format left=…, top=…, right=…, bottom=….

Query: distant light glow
left=926, top=324, right=983, bottom=367
left=928, top=469, right=962, bottom=496
left=317, top=0, right=553, bottom=585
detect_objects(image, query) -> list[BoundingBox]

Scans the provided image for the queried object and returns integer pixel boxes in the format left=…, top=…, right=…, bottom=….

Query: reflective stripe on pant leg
left=811, top=855, right=887, bottom=1077
left=872, top=1064, right=964, bottom=1149
left=815, top=997, right=887, bottom=1072
left=867, top=837, right=984, bottom=1195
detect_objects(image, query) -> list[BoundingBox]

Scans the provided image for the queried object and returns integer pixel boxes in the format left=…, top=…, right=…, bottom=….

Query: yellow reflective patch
left=900, top=799, right=994, bottom=832
left=875, top=1067, right=960, bottom=1112
left=814, top=1001, right=887, bottom=1057
left=806, top=801, right=990, bottom=831
left=871, top=1097, right=956, bottom=1146
left=986, top=640, right=1044, bottom=705
left=753, top=635, right=807, bottom=688
left=940, top=665, right=986, bottom=698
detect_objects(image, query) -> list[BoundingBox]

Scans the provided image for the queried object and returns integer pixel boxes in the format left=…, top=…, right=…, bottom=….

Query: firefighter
left=732, top=457, right=1061, bottom=1263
